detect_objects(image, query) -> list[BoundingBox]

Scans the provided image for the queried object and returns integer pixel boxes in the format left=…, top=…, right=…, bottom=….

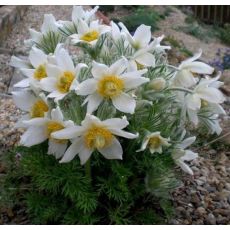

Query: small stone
left=216, top=215, right=228, bottom=224
left=206, top=213, right=216, bottom=225
left=195, top=207, right=206, bottom=216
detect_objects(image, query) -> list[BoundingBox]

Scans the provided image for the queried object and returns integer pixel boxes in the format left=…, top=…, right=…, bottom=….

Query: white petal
left=51, top=107, right=63, bottom=121
left=81, top=113, right=102, bottom=129
left=136, top=136, right=150, bottom=152
left=112, top=93, right=136, bottom=114
left=177, top=160, right=194, bottom=175
left=12, top=90, right=36, bottom=111
left=179, top=136, right=196, bottom=149
left=120, top=69, right=147, bottom=79
left=13, top=78, right=30, bottom=88
left=78, top=147, right=93, bottom=165
left=40, top=77, right=56, bottom=92
left=187, top=109, right=199, bottom=126
left=10, top=56, right=30, bottom=69
left=72, top=6, right=85, bottom=22
left=59, top=138, right=83, bottom=163
left=84, top=93, right=103, bottom=114
left=109, top=128, right=138, bottom=139
left=133, top=24, right=151, bottom=46
left=77, top=19, right=89, bottom=34
left=109, top=58, right=127, bottom=76
left=183, top=61, right=214, bottom=75
left=69, top=78, right=79, bottom=91
left=52, top=126, right=84, bottom=139
left=75, top=63, right=88, bottom=76
left=48, top=139, right=68, bottom=159
left=185, top=94, right=201, bottom=110
left=46, top=64, right=62, bottom=78
left=98, top=137, right=123, bottom=160
left=22, top=117, right=48, bottom=126
left=20, top=126, right=47, bottom=147
left=135, top=52, right=155, bottom=67
left=76, top=78, right=97, bottom=96
left=102, top=116, right=129, bottom=130
left=173, top=69, right=197, bottom=88
left=181, top=150, right=198, bottom=161
left=196, top=88, right=225, bottom=104
left=92, top=61, right=109, bottom=79
left=48, top=91, right=65, bottom=100
left=41, top=14, right=58, bottom=33
left=56, top=48, right=74, bottom=72
left=29, top=29, right=42, bottom=43
left=20, top=68, right=35, bottom=78
left=29, top=47, right=47, bottom=68
left=123, top=76, right=149, bottom=89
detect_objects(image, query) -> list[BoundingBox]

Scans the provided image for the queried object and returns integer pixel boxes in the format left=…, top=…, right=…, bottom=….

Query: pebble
left=206, top=213, right=216, bottom=225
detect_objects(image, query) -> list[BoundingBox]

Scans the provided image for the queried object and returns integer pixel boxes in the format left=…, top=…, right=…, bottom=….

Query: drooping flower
left=12, top=90, right=49, bottom=126
left=172, top=136, right=198, bottom=175
left=40, top=47, right=87, bottom=101
left=137, top=131, right=170, bottom=154
left=51, top=114, right=138, bottom=165
left=119, top=23, right=152, bottom=50
left=76, top=58, right=149, bottom=114
left=148, top=35, right=171, bottom=53
left=172, top=50, right=214, bottom=88
left=20, top=107, right=74, bottom=159
left=70, top=19, right=110, bottom=45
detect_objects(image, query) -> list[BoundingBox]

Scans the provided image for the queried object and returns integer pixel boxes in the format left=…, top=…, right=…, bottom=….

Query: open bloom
left=76, top=58, right=149, bottom=114
left=172, top=50, right=214, bottom=88
left=137, top=131, right=170, bottom=153
left=20, top=107, right=74, bottom=159
left=119, top=23, right=151, bottom=50
left=172, top=136, right=198, bottom=175
left=52, top=114, right=138, bottom=164
left=40, top=47, right=87, bottom=101
left=70, top=19, right=110, bottom=45
left=12, top=90, right=49, bottom=126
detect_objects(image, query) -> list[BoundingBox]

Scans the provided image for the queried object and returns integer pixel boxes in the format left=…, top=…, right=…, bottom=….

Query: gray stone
left=206, top=213, right=216, bottom=225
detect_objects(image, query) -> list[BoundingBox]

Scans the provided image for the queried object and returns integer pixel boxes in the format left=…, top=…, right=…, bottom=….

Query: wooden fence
left=192, top=6, right=230, bottom=25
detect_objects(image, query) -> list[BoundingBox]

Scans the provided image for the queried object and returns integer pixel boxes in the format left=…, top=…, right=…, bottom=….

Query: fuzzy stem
left=85, top=159, right=91, bottom=180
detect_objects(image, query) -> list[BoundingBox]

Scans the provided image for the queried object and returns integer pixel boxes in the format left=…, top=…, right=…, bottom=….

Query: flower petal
left=77, top=18, right=89, bottom=34
left=46, top=64, right=62, bottom=78
left=29, top=29, right=42, bottom=43
left=40, top=77, right=57, bottom=92
left=13, top=78, right=30, bottom=88
left=76, top=78, right=97, bottom=96
left=135, top=52, right=155, bottom=67
left=102, top=116, right=129, bottom=130
left=98, top=137, right=123, bottom=160
left=78, top=147, right=93, bottom=165
left=56, top=48, right=74, bottom=72
left=181, top=150, right=198, bottom=161
left=41, top=14, right=58, bottom=33
left=20, top=68, right=35, bottom=79
left=112, top=93, right=136, bottom=114
left=182, top=62, right=214, bottom=75
left=29, top=47, right=47, bottom=68
left=179, top=136, right=196, bottom=149
left=20, top=126, right=47, bottom=147
left=133, top=24, right=151, bottom=46
left=109, top=58, right=127, bottom=76
left=92, top=61, right=109, bottom=79
left=109, top=128, right=138, bottom=139
left=123, top=76, right=149, bottom=89
left=177, top=160, right=194, bottom=175
left=10, top=56, right=30, bottom=69
left=52, top=126, right=84, bottom=139
left=84, top=93, right=103, bottom=114
left=185, top=94, right=201, bottom=110
left=51, top=107, right=64, bottom=121
left=48, top=139, right=68, bottom=159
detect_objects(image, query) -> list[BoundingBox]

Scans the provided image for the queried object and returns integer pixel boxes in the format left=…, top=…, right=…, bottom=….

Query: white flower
left=25, top=14, right=61, bottom=46
left=51, top=114, right=138, bottom=165
left=172, top=50, right=214, bottom=88
left=128, top=48, right=155, bottom=71
left=70, top=19, right=110, bottom=45
left=20, top=107, right=74, bottom=159
left=12, top=89, right=49, bottom=126
left=137, top=131, right=170, bottom=154
left=148, top=35, right=171, bottom=53
left=40, top=47, right=87, bottom=101
left=119, top=23, right=152, bottom=50
left=72, top=5, right=99, bottom=24
left=76, top=58, right=149, bottom=114
left=172, top=136, right=198, bottom=175
left=148, top=78, right=166, bottom=91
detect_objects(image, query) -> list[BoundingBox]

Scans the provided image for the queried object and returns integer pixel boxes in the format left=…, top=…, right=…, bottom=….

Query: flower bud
left=148, top=78, right=166, bottom=91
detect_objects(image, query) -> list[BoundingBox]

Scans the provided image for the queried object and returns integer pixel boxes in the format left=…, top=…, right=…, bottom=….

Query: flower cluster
left=10, top=6, right=225, bottom=175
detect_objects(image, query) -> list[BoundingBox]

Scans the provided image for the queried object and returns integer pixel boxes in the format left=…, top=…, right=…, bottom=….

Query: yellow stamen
left=84, top=125, right=113, bottom=149
left=34, top=64, right=47, bottom=80
left=30, top=100, right=49, bottom=118
left=56, top=71, right=75, bottom=93
left=80, top=30, right=99, bottom=42
left=149, top=136, right=162, bottom=149
left=135, top=61, right=145, bottom=70
left=47, top=121, right=66, bottom=143
left=97, top=75, right=124, bottom=98
left=133, top=42, right=141, bottom=50
left=201, top=99, right=209, bottom=107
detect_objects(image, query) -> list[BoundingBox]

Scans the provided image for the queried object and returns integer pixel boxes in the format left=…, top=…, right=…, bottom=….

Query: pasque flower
left=172, top=50, right=214, bottom=88
left=52, top=114, right=138, bottom=165
left=40, top=47, right=87, bottom=101
left=20, top=107, right=74, bottom=159
left=76, top=58, right=149, bottom=114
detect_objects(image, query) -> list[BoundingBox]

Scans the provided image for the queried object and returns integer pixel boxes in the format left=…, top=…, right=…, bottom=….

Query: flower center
left=84, top=125, right=113, bottom=149
left=201, top=99, right=209, bottom=107
left=56, top=71, right=75, bottom=93
left=47, top=121, right=66, bottom=143
left=97, top=75, right=124, bottom=98
left=149, top=136, right=161, bottom=149
left=81, top=30, right=99, bottom=42
left=34, top=64, right=47, bottom=80
left=30, top=100, right=49, bottom=118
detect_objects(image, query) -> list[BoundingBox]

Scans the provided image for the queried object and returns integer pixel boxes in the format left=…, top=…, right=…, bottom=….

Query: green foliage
left=114, top=7, right=163, bottom=32
left=218, top=24, right=230, bottom=45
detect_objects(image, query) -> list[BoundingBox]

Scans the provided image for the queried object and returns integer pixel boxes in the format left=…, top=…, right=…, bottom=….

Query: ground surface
left=0, top=5, right=230, bottom=225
